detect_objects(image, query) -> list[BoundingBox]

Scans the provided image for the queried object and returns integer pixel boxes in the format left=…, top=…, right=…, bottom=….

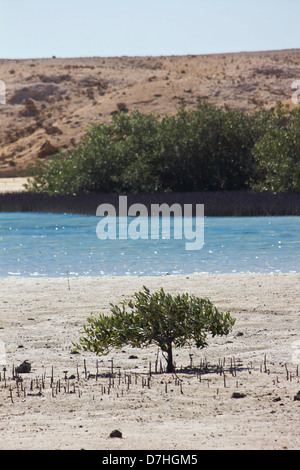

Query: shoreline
left=0, top=178, right=299, bottom=216
left=0, top=269, right=299, bottom=279
left=0, top=273, right=299, bottom=450
left=0, top=177, right=28, bottom=194
left=1, top=189, right=300, bottom=216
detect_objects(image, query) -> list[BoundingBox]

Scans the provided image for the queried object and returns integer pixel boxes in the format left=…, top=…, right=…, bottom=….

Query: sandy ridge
left=1, top=49, right=300, bottom=177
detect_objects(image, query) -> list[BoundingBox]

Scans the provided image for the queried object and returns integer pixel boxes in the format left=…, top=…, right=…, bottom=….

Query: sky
left=0, top=0, right=299, bottom=59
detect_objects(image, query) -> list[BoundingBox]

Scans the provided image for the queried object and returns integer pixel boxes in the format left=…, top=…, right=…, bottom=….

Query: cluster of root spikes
left=1, top=354, right=299, bottom=404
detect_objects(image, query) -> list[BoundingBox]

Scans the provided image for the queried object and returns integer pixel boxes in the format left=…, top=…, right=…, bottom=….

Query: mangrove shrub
left=74, top=286, right=235, bottom=373
left=26, top=103, right=300, bottom=195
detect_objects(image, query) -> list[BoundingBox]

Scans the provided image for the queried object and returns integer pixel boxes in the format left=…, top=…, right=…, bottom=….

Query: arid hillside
left=1, top=49, right=300, bottom=177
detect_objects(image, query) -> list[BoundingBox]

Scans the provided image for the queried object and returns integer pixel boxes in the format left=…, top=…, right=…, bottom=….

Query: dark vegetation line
left=24, top=102, right=300, bottom=197
left=0, top=190, right=299, bottom=216
left=1, top=102, right=300, bottom=215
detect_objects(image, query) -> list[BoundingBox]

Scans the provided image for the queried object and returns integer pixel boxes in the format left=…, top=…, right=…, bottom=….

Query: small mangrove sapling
left=74, top=287, right=235, bottom=373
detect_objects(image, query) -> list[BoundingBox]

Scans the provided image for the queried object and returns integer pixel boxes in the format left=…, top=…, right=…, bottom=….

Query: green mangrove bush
left=74, top=286, right=235, bottom=373
left=252, top=103, right=300, bottom=193
left=26, top=102, right=300, bottom=195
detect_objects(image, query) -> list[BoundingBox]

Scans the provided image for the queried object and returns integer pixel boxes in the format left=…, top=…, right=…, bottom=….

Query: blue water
left=0, top=213, right=299, bottom=277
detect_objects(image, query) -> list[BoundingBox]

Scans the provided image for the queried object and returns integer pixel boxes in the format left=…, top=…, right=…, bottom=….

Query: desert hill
left=1, top=49, right=300, bottom=177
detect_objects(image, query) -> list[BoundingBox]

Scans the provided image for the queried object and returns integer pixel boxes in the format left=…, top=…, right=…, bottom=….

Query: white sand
left=0, top=178, right=28, bottom=193
left=0, top=273, right=299, bottom=450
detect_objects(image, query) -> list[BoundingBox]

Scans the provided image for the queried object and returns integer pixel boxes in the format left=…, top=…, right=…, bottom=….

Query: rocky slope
left=1, top=49, right=300, bottom=177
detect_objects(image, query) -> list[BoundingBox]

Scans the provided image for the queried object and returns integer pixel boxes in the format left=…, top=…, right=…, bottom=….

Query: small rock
left=27, top=391, right=43, bottom=397
left=15, top=360, right=31, bottom=373
left=117, top=102, right=129, bottom=113
left=18, top=98, right=39, bottom=117
left=109, top=429, right=122, bottom=438
left=44, top=125, right=62, bottom=136
left=37, top=140, right=59, bottom=158
left=294, top=391, right=300, bottom=401
left=231, top=392, right=246, bottom=399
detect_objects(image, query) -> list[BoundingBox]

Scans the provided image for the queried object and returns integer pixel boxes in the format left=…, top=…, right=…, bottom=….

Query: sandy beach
left=0, top=177, right=28, bottom=193
left=0, top=273, right=299, bottom=450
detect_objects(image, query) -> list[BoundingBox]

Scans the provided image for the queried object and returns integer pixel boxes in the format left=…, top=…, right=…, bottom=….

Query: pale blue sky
left=0, top=0, right=299, bottom=59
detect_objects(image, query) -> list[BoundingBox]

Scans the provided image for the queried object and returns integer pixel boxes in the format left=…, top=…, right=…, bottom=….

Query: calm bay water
left=0, top=212, right=299, bottom=277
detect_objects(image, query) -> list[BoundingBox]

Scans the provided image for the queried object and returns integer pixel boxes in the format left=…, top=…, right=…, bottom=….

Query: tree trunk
left=166, top=343, right=175, bottom=373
